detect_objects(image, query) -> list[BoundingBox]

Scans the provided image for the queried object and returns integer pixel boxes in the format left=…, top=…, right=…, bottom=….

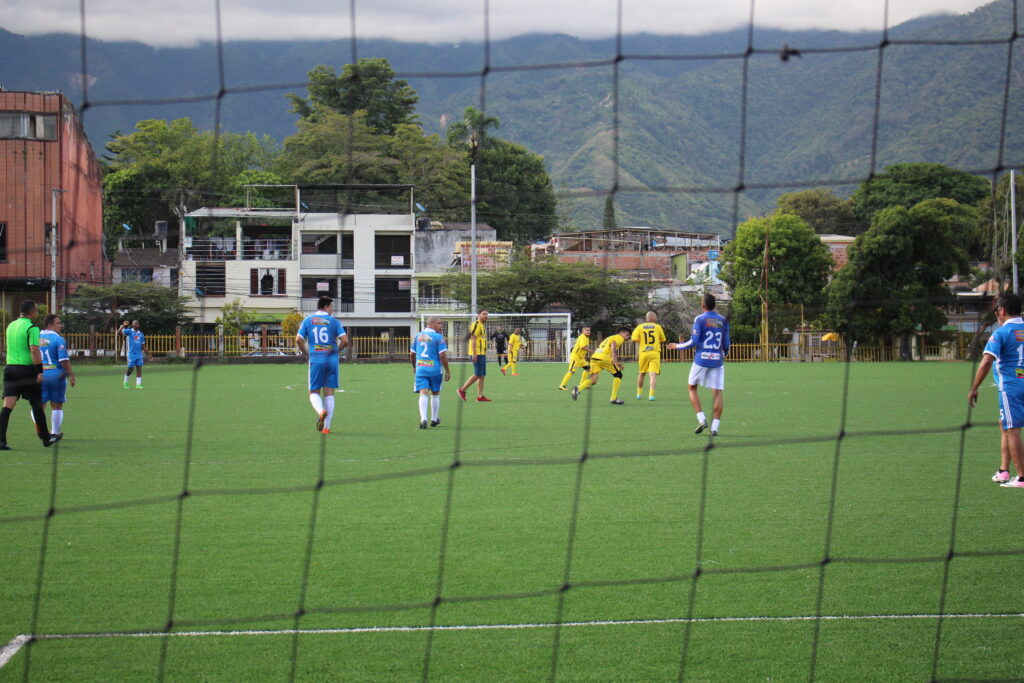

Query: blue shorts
left=41, top=375, right=67, bottom=404
left=126, top=355, right=144, bottom=368
left=472, top=355, right=487, bottom=377
left=999, top=390, right=1024, bottom=430
left=415, top=374, right=443, bottom=393
left=308, top=362, right=339, bottom=392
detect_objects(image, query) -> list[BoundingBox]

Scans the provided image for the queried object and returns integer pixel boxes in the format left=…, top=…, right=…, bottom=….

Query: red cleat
left=457, top=388, right=467, bottom=402
left=476, top=396, right=492, bottom=402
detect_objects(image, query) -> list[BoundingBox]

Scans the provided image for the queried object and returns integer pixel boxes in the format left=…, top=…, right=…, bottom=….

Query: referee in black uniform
left=0, top=299, right=61, bottom=449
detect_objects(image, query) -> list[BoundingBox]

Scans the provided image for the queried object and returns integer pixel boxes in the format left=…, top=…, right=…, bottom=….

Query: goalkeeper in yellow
left=631, top=311, right=667, bottom=401
left=502, top=327, right=524, bottom=376
left=558, top=326, right=592, bottom=391
left=572, top=327, right=630, bottom=405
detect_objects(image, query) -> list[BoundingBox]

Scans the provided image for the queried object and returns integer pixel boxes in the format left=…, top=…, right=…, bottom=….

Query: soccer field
left=0, top=359, right=1020, bottom=681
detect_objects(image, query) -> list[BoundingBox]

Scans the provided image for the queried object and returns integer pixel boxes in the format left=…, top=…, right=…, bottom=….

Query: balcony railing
left=299, top=253, right=352, bottom=270
left=242, top=239, right=292, bottom=260
left=186, top=238, right=292, bottom=261
left=301, top=297, right=354, bottom=313
left=375, top=253, right=412, bottom=269
left=414, top=297, right=468, bottom=312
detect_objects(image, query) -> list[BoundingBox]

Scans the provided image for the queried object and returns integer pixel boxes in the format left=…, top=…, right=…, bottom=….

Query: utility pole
left=1012, top=169, right=1018, bottom=295
left=50, top=188, right=65, bottom=312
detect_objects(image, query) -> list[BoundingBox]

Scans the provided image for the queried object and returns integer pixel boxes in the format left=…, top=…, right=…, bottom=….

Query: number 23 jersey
left=688, top=311, right=730, bottom=368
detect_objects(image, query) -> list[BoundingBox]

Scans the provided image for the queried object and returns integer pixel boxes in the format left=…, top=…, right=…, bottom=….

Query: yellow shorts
left=568, top=357, right=589, bottom=373
left=589, top=357, right=617, bottom=374
left=637, top=351, right=661, bottom=374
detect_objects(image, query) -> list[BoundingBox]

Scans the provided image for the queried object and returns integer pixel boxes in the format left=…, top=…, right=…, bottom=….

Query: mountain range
left=2, top=0, right=1022, bottom=235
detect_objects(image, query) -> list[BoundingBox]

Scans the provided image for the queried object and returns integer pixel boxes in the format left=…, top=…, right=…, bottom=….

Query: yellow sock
left=611, top=377, right=621, bottom=400
left=649, top=388, right=655, bottom=398
left=579, top=376, right=593, bottom=391
left=560, top=370, right=574, bottom=388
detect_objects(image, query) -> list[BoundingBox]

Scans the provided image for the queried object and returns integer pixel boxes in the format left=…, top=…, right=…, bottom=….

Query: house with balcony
left=112, top=223, right=180, bottom=287
left=179, top=184, right=419, bottom=338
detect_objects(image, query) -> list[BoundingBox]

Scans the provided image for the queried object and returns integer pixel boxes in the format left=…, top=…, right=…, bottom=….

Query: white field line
left=2, top=612, right=1022, bottom=669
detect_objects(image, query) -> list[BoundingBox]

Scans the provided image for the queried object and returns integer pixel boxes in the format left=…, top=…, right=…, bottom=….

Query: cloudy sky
left=0, top=0, right=993, bottom=47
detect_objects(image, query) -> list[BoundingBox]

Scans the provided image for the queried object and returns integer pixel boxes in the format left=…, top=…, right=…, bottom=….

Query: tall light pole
left=50, top=188, right=65, bottom=312
left=1012, top=169, right=1018, bottom=295
left=469, top=134, right=479, bottom=315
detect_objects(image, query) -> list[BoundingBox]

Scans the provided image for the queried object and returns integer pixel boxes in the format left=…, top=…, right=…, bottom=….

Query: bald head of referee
left=1, top=299, right=61, bottom=449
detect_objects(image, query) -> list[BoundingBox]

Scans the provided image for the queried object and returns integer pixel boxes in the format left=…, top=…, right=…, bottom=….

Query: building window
left=0, top=223, right=6, bottom=263
left=195, top=262, right=226, bottom=297
left=121, top=268, right=154, bottom=283
left=249, top=268, right=287, bottom=295
left=375, top=234, right=411, bottom=269
left=0, top=113, right=57, bottom=141
left=375, top=278, right=412, bottom=312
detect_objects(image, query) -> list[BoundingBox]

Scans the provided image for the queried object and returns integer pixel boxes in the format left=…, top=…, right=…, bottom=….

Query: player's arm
left=61, top=358, right=76, bottom=387
left=440, top=349, right=451, bottom=381
left=337, top=333, right=349, bottom=351
left=295, top=333, right=308, bottom=357
left=968, top=352, right=996, bottom=406
left=409, top=349, right=418, bottom=371
left=668, top=322, right=700, bottom=350
left=609, top=338, right=622, bottom=368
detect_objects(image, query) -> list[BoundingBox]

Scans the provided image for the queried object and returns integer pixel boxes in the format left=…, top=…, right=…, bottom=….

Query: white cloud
left=0, top=0, right=992, bottom=47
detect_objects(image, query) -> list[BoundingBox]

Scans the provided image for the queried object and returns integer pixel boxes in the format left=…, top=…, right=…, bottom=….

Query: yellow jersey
left=591, top=334, right=622, bottom=362
left=469, top=319, right=487, bottom=355
left=508, top=333, right=523, bottom=352
left=570, top=333, right=590, bottom=362
left=631, top=322, right=666, bottom=354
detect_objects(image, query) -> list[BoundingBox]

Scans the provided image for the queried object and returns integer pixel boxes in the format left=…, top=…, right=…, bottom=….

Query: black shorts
left=4, top=365, right=42, bottom=402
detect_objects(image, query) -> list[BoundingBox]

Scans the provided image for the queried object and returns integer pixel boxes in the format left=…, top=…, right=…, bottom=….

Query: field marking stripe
left=2, top=612, right=1021, bottom=655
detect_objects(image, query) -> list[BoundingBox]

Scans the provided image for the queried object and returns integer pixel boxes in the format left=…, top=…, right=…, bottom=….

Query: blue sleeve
left=690, top=318, right=702, bottom=347
left=297, top=318, right=309, bottom=340
left=983, top=331, right=1000, bottom=357
left=57, top=337, right=69, bottom=362
left=722, top=320, right=730, bottom=355
left=336, top=321, right=346, bottom=338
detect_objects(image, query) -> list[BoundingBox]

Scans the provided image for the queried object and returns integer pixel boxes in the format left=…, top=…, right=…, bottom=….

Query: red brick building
left=0, top=90, right=106, bottom=321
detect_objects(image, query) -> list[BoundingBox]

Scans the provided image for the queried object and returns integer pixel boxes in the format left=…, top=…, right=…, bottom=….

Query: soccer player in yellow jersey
left=572, top=327, right=630, bottom=405
left=458, top=309, right=492, bottom=402
left=631, top=311, right=667, bottom=401
left=559, top=326, right=591, bottom=390
left=503, top=327, right=524, bottom=376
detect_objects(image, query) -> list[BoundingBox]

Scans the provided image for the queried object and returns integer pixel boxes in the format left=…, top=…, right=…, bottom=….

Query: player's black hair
left=703, top=293, right=717, bottom=310
left=43, top=314, right=59, bottom=328
left=20, top=299, right=36, bottom=315
left=317, top=295, right=333, bottom=310
left=617, top=327, right=631, bottom=335
left=997, top=292, right=1022, bottom=316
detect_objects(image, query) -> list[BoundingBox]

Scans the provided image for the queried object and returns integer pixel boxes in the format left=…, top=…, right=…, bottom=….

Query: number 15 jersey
left=298, top=312, right=346, bottom=364
left=688, top=311, right=730, bottom=368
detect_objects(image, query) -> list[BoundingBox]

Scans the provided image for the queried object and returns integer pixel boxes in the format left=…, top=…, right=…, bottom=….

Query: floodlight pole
left=50, top=188, right=65, bottom=312
left=470, top=163, right=478, bottom=314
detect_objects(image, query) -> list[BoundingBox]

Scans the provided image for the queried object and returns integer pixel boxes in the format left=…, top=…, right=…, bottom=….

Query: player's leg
left=323, top=383, right=336, bottom=432
left=995, top=430, right=1011, bottom=482
left=0, top=387, right=17, bottom=448
left=123, top=361, right=133, bottom=388
left=50, top=400, right=64, bottom=435
left=307, top=364, right=328, bottom=431
left=559, top=361, right=576, bottom=390
left=136, top=362, right=144, bottom=388
left=999, top=392, right=1024, bottom=486
left=430, top=384, right=441, bottom=426
left=609, top=369, right=624, bottom=404
left=473, top=355, right=489, bottom=400
left=417, top=387, right=430, bottom=428
left=635, top=370, right=644, bottom=399
left=688, top=364, right=708, bottom=433
left=708, top=367, right=725, bottom=435
left=647, top=355, right=661, bottom=400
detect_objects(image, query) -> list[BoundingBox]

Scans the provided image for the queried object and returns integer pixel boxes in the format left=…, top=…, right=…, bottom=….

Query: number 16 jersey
left=298, top=311, right=346, bottom=364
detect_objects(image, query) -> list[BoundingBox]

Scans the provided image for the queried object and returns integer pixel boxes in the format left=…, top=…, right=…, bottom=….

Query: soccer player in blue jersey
left=669, top=293, right=731, bottom=436
left=968, top=292, right=1024, bottom=488
left=296, top=296, right=349, bottom=435
left=410, top=316, right=451, bottom=429
left=120, top=319, right=149, bottom=389
left=34, top=314, right=75, bottom=436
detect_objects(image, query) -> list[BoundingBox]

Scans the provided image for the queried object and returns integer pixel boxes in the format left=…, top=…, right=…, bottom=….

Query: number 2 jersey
left=297, top=312, right=346, bottom=365
left=984, top=316, right=1024, bottom=395
left=686, top=311, right=730, bottom=368
left=412, top=328, right=447, bottom=377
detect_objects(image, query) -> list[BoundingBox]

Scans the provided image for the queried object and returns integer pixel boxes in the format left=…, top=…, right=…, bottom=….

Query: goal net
left=418, top=312, right=572, bottom=363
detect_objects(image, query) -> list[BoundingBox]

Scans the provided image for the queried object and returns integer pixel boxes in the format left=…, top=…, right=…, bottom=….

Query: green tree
left=823, top=198, right=973, bottom=355
left=442, top=256, right=646, bottom=332
left=61, top=282, right=193, bottom=334
left=446, top=106, right=500, bottom=162
left=477, top=139, right=558, bottom=243
left=215, top=299, right=253, bottom=335
left=849, top=163, right=989, bottom=224
left=720, top=213, right=833, bottom=342
left=775, top=188, right=860, bottom=235
left=221, top=169, right=288, bottom=208
left=282, top=310, right=304, bottom=338
left=287, top=59, right=419, bottom=136
left=603, top=195, right=617, bottom=230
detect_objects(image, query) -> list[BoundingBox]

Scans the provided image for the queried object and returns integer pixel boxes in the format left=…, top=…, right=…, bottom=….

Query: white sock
left=309, top=393, right=324, bottom=414
left=136, top=376, right=142, bottom=385
left=51, top=409, right=63, bottom=434
left=696, top=411, right=706, bottom=425
left=419, top=394, right=429, bottom=421
left=431, top=395, right=440, bottom=421
left=324, top=395, right=335, bottom=429
left=711, top=418, right=720, bottom=432
left=29, top=409, right=35, bottom=423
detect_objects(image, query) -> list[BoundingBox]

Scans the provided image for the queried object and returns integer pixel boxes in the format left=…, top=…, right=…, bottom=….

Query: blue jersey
left=39, top=330, right=69, bottom=378
left=123, top=327, right=145, bottom=358
left=687, top=311, right=730, bottom=368
left=411, top=328, right=447, bottom=377
left=298, top=311, right=346, bottom=365
left=984, top=317, right=1024, bottom=395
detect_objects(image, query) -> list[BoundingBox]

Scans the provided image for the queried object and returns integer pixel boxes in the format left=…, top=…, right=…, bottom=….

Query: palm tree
left=446, top=106, right=500, bottom=163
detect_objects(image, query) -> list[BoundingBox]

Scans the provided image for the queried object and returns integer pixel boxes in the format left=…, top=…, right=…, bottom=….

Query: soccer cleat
left=430, top=419, right=440, bottom=427
left=123, top=381, right=130, bottom=389
left=695, top=422, right=708, bottom=434
left=649, top=396, right=655, bottom=401
left=993, top=470, right=1011, bottom=483
left=0, top=442, right=10, bottom=451
left=43, top=433, right=63, bottom=447
left=476, top=396, right=492, bottom=402
left=419, top=420, right=428, bottom=429
left=711, top=429, right=718, bottom=436
left=558, top=386, right=566, bottom=391
left=610, top=399, right=624, bottom=405
left=321, top=429, right=331, bottom=435
left=316, top=409, right=328, bottom=431
left=500, top=366, right=507, bottom=376
left=512, top=372, right=518, bottom=376
left=636, top=393, right=642, bottom=400
left=1000, top=475, right=1024, bottom=488
left=571, top=386, right=579, bottom=401
left=135, top=384, right=144, bottom=390
left=457, top=388, right=467, bottom=402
